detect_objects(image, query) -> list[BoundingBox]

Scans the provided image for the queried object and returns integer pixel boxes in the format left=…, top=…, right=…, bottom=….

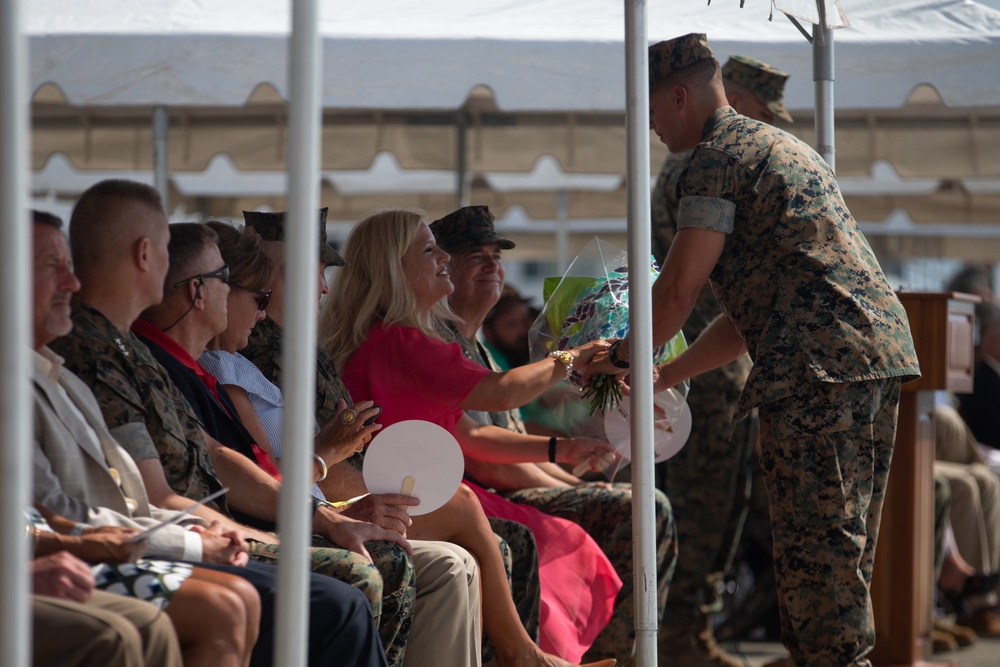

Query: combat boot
left=658, top=615, right=744, bottom=667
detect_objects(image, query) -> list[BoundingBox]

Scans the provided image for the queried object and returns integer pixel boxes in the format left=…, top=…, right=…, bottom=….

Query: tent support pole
left=153, top=106, right=169, bottom=209
left=277, top=1, right=321, bottom=665
left=624, top=1, right=657, bottom=665
left=456, top=111, right=470, bottom=207
left=813, top=3, right=835, bottom=171
left=0, top=0, right=32, bottom=665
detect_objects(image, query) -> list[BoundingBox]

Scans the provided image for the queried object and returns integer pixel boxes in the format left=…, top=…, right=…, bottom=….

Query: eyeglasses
left=231, top=282, right=272, bottom=311
left=173, top=265, right=230, bottom=289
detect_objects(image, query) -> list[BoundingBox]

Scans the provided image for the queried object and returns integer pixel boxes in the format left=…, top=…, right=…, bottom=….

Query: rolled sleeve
left=677, top=196, right=736, bottom=234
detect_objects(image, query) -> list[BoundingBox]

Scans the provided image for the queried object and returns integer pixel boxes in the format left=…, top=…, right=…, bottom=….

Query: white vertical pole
left=623, top=1, right=657, bottom=665
left=813, top=3, right=835, bottom=171
left=153, top=106, right=169, bottom=209
left=0, top=0, right=33, bottom=665
left=276, top=0, right=321, bottom=664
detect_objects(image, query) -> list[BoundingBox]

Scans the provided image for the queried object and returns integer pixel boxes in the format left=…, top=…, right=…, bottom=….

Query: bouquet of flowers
left=528, top=237, right=689, bottom=417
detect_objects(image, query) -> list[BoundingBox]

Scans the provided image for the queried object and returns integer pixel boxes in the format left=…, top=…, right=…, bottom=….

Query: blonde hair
left=318, top=208, right=458, bottom=371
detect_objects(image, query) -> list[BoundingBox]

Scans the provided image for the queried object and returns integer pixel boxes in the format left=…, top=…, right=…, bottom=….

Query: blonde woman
left=319, top=209, right=621, bottom=664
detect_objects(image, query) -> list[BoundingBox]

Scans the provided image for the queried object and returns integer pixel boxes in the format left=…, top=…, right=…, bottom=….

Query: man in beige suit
left=31, top=209, right=246, bottom=563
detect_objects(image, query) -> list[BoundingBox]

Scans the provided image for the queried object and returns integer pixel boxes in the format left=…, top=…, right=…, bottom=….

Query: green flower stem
left=581, top=374, right=623, bottom=415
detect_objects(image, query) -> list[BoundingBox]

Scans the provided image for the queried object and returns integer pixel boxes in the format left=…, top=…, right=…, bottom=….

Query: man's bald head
left=69, top=179, right=167, bottom=271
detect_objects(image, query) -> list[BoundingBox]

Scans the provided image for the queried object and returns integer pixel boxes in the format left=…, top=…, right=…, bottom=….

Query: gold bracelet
left=313, top=454, right=329, bottom=482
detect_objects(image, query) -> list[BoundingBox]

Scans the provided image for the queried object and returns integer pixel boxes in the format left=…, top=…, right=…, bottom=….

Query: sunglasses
left=231, top=282, right=272, bottom=311
left=173, top=265, right=230, bottom=289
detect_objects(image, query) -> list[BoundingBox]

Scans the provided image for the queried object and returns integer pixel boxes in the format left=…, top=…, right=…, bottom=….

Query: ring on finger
left=341, top=408, right=359, bottom=425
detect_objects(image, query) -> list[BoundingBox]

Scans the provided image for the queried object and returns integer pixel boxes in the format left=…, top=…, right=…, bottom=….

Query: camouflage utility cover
left=243, top=207, right=346, bottom=267
left=648, top=33, right=714, bottom=91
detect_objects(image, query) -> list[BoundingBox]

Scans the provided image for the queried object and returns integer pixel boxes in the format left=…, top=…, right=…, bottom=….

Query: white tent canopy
left=26, top=0, right=1000, bottom=110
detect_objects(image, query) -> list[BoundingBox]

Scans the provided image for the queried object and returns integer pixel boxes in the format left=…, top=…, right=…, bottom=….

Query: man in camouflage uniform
left=51, top=180, right=480, bottom=667
left=590, top=34, right=920, bottom=667
left=238, top=208, right=537, bottom=662
left=430, top=205, right=678, bottom=665
left=650, top=54, right=792, bottom=667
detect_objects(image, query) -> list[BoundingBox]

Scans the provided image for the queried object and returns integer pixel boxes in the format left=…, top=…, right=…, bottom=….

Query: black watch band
left=608, top=339, right=631, bottom=369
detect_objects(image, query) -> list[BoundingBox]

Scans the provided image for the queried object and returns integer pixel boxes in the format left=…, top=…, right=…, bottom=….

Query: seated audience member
left=135, top=221, right=484, bottom=667
left=930, top=472, right=978, bottom=652
left=31, top=550, right=182, bottom=667
left=934, top=404, right=1000, bottom=635
left=198, top=220, right=377, bottom=499
left=319, top=208, right=622, bottom=666
left=431, top=205, right=677, bottom=664
left=237, top=210, right=542, bottom=661
left=32, top=207, right=387, bottom=667
left=959, top=306, right=1000, bottom=451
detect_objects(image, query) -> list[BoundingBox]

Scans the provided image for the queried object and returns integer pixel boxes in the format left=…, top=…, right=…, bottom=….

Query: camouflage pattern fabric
left=677, top=107, right=920, bottom=420
left=430, top=205, right=515, bottom=255
left=51, top=297, right=228, bottom=514
left=507, top=483, right=677, bottom=664
left=249, top=538, right=416, bottom=667
left=757, top=378, right=901, bottom=667
left=672, top=104, right=917, bottom=666
left=243, top=207, right=346, bottom=267
left=651, top=150, right=757, bottom=621
left=242, top=316, right=367, bottom=472
left=484, top=518, right=541, bottom=663
left=454, top=330, right=677, bottom=663
left=53, top=298, right=414, bottom=667
left=648, top=33, right=714, bottom=91
left=721, top=55, right=792, bottom=122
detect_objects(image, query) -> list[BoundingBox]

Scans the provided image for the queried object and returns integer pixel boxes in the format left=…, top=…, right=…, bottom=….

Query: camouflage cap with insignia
left=242, top=207, right=346, bottom=267
left=722, top=55, right=793, bottom=122
left=429, top=205, right=515, bottom=255
left=648, top=33, right=715, bottom=92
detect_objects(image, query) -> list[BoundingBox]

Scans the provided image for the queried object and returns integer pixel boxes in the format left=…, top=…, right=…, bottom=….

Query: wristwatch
left=608, top=339, right=630, bottom=369
left=550, top=350, right=575, bottom=379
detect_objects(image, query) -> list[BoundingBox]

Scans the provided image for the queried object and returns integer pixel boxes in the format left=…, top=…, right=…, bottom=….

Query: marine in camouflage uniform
left=618, top=34, right=920, bottom=667
left=241, top=209, right=541, bottom=661
left=51, top=296, right=416, bottom=667
left=429, top=205, right=678, bottom=664
left=650, top=54, right=795, bottom=667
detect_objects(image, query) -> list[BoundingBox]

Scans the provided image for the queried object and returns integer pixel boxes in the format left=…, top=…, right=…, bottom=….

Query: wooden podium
left=870, top=292, right=978, bottom=667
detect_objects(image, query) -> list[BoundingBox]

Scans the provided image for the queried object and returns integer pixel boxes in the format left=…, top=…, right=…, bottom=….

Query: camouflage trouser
left=505, top=483, right=677, bottom=663
left=657, top=359, right=757, bottom=622
left=758, top=378, right=901, bottom=667
left=249, top=538, right=415, bottom=667
left=483, top=518, right=540, bottom=664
